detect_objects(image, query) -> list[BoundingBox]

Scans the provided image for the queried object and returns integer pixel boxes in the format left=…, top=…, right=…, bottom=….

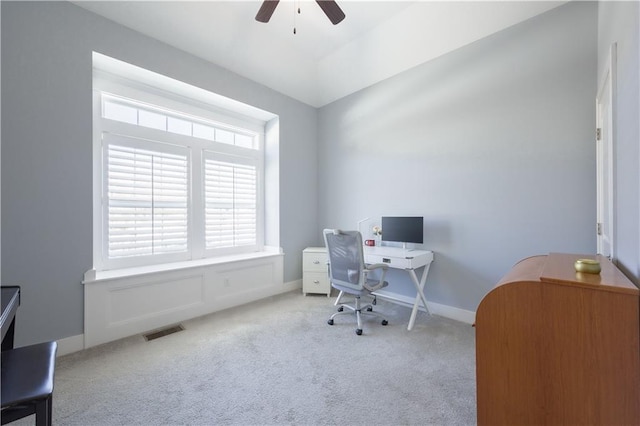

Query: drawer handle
left=313, top=280, right=320, bottom=284
left=313, top=260, right=320, bottom=264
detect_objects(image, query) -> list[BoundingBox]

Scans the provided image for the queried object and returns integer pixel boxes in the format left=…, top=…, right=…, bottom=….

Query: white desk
left=364, top=246, right=434, bottom=331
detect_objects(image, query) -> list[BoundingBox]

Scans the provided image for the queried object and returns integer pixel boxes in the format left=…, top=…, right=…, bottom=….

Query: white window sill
left=84, top=246, right=284, bottom=284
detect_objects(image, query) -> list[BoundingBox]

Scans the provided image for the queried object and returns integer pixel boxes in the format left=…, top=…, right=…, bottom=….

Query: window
left=106, top=136, right=189, bottom=260
left=93, top=66, right=269, bottom=271
left=203, top=155, right=257, bottom=249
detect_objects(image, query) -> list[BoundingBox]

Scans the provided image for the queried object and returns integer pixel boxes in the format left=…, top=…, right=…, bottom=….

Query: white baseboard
left=56, top=334, right=85, bottom=356
left=373, top=290, right=476, bottom=324
left=284, top=278, right=302, bottom=292
left=429, top=301, right=476, bottom=324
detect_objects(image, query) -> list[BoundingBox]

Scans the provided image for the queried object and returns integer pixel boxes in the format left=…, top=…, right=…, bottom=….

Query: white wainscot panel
left=84, top=253, right=284, bottom=348
left=212, top=260, right=279, bottom=311
left=108, top=275, right=204, bottom=325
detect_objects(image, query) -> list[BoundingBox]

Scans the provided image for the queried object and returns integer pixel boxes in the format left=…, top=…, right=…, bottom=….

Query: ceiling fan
left=255, top=0, right=346, bottom=25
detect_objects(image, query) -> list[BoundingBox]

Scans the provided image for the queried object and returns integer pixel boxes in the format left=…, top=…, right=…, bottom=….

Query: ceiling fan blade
left=316, top=0, right=345, bottom=25
left=255, top=0, right=280, bottom=23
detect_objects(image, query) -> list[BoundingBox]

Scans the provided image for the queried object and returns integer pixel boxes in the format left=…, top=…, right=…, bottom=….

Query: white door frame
left=596, top=43, right=617, bottom=259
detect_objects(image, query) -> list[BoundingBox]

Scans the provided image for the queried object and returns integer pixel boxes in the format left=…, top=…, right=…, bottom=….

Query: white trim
left=84, top=246, right=283, bottom=283
left=373, top=290, right=476, bottom=325
left=97, top=83, right=266, bottom=138
left=56, top=334, right=85, bottom=356
left=429, top=300, right=476, bottom=325
left=596, top=43, right=617, bottom=260
left=283, top=278, right=303, bottom=293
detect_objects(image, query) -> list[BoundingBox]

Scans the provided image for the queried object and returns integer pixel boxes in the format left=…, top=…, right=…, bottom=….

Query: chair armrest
left=366, top=263, right=389, bottom=272
left=363, top=264, right=388, bottom=292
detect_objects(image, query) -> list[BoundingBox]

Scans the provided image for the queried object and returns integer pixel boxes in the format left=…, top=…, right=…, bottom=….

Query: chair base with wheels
left=1, top=341, right=57, bottom=426
left=328, top=284, right=388, bottom=335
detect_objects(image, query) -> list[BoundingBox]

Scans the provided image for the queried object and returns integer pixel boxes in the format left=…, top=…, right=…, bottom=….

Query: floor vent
left=143, top=324, right=184, bottom=341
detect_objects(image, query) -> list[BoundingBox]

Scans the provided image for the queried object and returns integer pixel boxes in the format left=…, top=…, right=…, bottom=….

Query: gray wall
left=4, top=0, right=637, bottom=345
left=598, top=1, right=640, bottom=284
left=317, top=1, right=598, bottom=311
left=1, top=1, right=318, bottom=345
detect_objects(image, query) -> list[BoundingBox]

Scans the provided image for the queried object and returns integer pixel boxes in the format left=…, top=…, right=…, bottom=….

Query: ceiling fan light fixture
left=255, top=0, right=345, bottom=25
left=316, top=0, right=345, bottom=25
left=255, top=0, right=280, bottom=23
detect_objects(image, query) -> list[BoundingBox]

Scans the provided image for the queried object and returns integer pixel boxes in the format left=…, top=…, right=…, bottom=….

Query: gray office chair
left=323, top=229, right=389, bottom=335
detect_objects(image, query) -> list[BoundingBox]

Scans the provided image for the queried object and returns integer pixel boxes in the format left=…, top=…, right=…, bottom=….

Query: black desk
left=1, top=286, right=20, bottom=350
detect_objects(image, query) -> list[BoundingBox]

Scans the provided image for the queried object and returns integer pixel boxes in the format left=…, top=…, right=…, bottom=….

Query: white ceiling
left=73, top=1, right=566, bottom=107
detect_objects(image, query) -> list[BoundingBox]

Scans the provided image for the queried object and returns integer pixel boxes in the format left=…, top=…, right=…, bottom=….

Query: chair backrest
left=323, top=229, right=365, bottom=292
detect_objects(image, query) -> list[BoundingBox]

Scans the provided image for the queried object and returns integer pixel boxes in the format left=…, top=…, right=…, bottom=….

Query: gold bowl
left=574, top=258, right=601, bottom=274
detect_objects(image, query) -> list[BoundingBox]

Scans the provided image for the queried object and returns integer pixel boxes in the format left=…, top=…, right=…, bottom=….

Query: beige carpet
left=27, top=291, right=477, bottom=425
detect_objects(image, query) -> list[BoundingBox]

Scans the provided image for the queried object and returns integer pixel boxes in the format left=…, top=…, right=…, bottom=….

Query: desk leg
left=407, top=263, right=432, bottom=331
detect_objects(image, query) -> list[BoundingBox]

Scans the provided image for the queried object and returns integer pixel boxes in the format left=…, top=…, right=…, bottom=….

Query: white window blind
left=204, top=157, right=257, bottom=249
left=106, top=140, right=189, bottom=259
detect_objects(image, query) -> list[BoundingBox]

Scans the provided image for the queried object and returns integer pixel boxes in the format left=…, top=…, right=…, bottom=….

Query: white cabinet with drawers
left=302, top=247, right=331, bottom=297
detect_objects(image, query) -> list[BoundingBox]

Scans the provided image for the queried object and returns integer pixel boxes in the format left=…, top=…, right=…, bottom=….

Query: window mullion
left=191, top=149, right=205, bottom=259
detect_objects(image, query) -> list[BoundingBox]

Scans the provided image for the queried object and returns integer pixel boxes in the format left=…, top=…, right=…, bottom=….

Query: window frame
left=93, top=72, right=266, bottom=272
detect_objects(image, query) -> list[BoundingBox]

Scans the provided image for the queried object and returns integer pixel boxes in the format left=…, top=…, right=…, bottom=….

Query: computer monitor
left=381, top=216, right=423, bottom=246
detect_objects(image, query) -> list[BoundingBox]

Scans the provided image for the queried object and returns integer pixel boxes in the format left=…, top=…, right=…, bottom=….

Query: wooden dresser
left=475, top=253, right=640, bottom=425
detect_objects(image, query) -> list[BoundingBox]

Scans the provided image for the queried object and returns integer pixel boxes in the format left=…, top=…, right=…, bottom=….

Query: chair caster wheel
left=366, top=306, right=373, bottom=312
left=356, top=329, right=363, bottom=335
left=327, top=319, right=334, bottom=326
left=381, top=320, right=388, bottom=326
left=337, top=306, right=344, bottom=312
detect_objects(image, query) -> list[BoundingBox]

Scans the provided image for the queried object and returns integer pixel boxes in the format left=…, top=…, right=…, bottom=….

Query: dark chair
left=323, top=229, right=389, bottom=335
left=1, top=341, right=57, bottom=426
